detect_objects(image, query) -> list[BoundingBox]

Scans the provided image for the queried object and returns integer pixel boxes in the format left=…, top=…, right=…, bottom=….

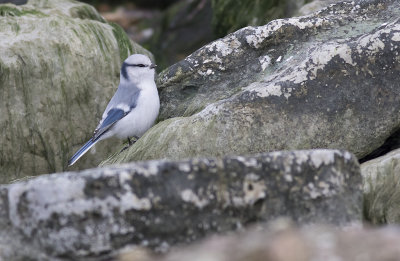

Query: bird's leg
left=128, top=136, right=139, bottom=146
left=120, top=136, right=139, bottom=153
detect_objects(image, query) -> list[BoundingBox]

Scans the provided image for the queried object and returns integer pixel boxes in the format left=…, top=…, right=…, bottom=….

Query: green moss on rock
left=0, top=6, right=22, bottom=16
left=69, top=4, right=105, bottom=22
left=109, top=22, right=133, bottom=61
left=0, top=5, right=47, bottom=17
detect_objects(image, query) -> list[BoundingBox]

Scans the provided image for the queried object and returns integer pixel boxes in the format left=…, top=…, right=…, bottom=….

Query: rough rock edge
left=157, top=0, right=375, bottom=89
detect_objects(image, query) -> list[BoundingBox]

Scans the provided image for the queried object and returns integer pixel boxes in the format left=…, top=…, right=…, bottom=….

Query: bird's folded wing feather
left=93, top=107, right=129, bottom=140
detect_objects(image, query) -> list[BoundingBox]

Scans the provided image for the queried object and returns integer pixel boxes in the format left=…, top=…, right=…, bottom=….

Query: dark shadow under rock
left=0, top=0, right=27, bottom=5
left=359, top=128, right=400, bottom=163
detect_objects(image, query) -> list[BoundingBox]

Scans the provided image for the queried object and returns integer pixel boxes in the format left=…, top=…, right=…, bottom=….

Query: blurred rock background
left=81, top=0, right=333, bottom=70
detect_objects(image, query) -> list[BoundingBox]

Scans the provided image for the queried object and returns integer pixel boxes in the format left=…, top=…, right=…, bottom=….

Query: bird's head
left=120, top=54, right=156, bottom=84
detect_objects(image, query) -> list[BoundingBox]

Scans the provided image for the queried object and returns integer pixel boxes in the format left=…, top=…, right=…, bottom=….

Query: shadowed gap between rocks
left=359, top=128, right=400, bottom=163
left=0, top=0, right=27, bottom=5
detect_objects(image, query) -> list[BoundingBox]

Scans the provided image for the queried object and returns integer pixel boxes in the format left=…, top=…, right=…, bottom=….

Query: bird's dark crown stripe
left=121, top=62, right=129, bottom=79
left=121, top=62, right=149, bottom=79
left=125, top=63, right=148, bottom=67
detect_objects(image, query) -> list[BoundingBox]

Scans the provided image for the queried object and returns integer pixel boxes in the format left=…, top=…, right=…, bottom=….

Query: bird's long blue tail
left=68, top=139, right=99, bottom=166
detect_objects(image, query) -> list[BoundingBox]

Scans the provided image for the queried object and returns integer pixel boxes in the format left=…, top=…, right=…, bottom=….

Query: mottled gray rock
left=0, top=150, right=361, bottom=260
left=362, top=148, right=400, bottom=224
left=103, top=0, right=400, bottom=166
left=0, top=0, right=152, bottom=183
left=119, top=220, right=400, bottom=261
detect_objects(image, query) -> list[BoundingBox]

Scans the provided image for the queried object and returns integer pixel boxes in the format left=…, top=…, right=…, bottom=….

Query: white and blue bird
left=68, top=54, right=160, bottom=166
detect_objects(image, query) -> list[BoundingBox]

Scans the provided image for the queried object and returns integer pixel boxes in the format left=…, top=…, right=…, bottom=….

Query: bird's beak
left=150, top=63, right=157, bottom=69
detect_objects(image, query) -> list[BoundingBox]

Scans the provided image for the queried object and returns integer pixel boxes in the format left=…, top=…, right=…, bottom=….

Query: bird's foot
left=120, top=136, right=139, bottom=153
left=127, top=136, right=139, bottom=146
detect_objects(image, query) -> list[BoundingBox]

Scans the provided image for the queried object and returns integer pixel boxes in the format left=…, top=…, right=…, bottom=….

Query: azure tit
left=68, top=54, right=159, bottom=166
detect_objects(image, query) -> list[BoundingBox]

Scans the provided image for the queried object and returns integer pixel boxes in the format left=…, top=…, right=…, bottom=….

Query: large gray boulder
left=0, top=0, right=152, bottom=183
left=0, top=149, right=362, bottom=260
left=102, top=0, right=400, bottom=166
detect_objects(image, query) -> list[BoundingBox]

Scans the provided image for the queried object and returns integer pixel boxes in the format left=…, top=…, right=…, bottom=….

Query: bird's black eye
left=137, top=64, right=146, bottom=67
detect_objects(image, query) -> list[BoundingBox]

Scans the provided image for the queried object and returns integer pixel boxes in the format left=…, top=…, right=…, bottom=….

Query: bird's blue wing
left=93, top=108, right=128, bottom=140
left=92, top=86, right=141, bottom=141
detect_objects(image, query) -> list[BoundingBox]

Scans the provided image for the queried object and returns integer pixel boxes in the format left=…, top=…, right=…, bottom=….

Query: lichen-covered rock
left=0, top=0, right=152, bottom=183
left=120, top=220, right=400, bottom=261
left=362, top=148, right=400, bottom=224
left=0, top=150, right=361, bottom=260
left=103, top=0, right=400, bottom=166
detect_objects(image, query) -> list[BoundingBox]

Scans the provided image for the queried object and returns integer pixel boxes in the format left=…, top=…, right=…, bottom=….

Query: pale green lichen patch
left=69, top=4, right=105, bottom=22
left=0, top=5, right=47, bottom=17
left=109, top=22, right=133, bottom=61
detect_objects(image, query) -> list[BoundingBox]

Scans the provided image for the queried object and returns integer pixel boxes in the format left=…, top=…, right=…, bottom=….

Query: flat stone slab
left=0, top=149, right=362, bottom=260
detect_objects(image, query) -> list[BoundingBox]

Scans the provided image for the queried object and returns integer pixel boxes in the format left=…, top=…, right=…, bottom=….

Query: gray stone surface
left=0, top=0, right=152, bottom=183
left=362, top=148, right=400, bottom=224
left=102, top=0, right=400, bottom=166
left=118, top=220, right=400, bottom=261
left=0, top=149, right=361, bottom=260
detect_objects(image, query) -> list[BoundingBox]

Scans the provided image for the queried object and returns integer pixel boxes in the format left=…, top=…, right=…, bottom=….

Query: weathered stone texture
left=0, top=150, right=361, bottom=260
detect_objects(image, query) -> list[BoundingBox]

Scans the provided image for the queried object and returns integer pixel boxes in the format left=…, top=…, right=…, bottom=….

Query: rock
left=0, top=150, right=362, bottom=260
left=0, top=0, right=152, bottom=183
left=103, top=0, right=400, bottom=166
left=362, top=148, right=400, bottom=224
left=360, top=128, right=400, bottom=163
left=119, top=220, right=400, bottom=261
left=296, top=0, right=341, bottom=16
left=211, top=0, right=307, bottom=37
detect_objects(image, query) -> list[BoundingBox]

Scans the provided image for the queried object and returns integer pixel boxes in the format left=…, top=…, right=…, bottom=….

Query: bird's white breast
left=112, top=81, right=160, bottom=139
